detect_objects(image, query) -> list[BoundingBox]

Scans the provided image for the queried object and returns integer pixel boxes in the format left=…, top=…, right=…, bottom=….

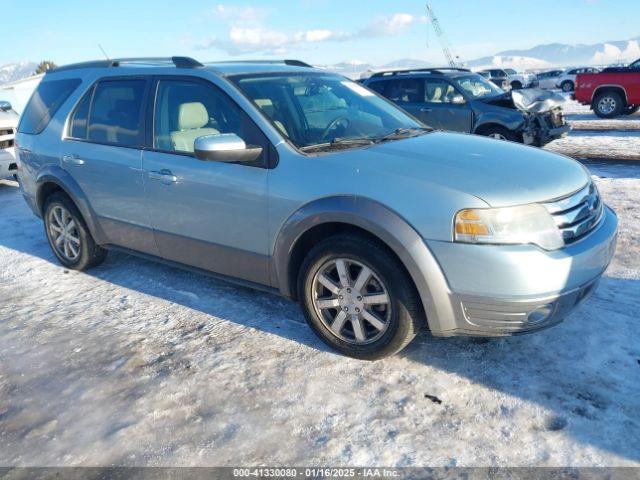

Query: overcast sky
left=4, top=0, right=639, bottom=66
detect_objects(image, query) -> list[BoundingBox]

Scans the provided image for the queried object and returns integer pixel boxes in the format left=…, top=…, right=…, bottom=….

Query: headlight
left=454, top=204, right=563, bottom=250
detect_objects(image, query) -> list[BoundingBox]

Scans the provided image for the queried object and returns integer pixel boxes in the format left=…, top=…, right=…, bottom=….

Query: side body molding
left=271, top=196, right=457, bottom=334
left=34, top=165, right=108, bottom=245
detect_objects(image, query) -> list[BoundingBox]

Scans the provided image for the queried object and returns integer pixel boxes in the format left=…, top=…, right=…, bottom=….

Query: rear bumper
left=422, top=206, right=618, bottom=336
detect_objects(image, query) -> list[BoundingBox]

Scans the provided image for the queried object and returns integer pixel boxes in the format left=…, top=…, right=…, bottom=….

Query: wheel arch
left=592, top=85, right=629, bottom=105
left=35, top=166, right=107, bottom=244
left=272, top=196, right=456, bottom=333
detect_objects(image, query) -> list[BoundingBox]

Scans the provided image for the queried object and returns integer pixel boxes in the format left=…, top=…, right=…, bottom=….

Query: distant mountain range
left=468, top=37, right=640, bottom=69
left=325, top=37, right=640, bottom=78
left=0, top=62, right=37, bottom=85
left=2, top=36, right=639, bottom=84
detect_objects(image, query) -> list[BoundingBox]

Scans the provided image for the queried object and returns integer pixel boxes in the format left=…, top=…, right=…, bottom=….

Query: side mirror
left=451, top=94, right=466, bottom=105
left=194, top=133, right=263, bottom=164
left=0, top=101, right=12, bottom=112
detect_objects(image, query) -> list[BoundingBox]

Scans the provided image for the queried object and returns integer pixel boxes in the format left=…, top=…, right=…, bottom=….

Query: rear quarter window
left=18, top=78, right=82, bottom=134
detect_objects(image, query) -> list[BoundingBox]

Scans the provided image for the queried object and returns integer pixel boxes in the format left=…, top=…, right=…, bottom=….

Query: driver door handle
left=62, top=154, right=85, bottom=166
left=419, top=107, right=432, bottom=113
left=148, top=169, right=177, bottom=185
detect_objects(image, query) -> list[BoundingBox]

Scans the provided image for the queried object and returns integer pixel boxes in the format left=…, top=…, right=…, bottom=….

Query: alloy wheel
left=488, top=133, right=508, bottom=140
left=311, top=258, right=391, bottom=345
left=48, top=205, right=81, bottom=262
left=598, top=97, right=617, bottom=115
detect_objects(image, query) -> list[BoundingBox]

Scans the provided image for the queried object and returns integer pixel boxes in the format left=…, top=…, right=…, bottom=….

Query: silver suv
left=15, top=57, right=618, bottom=359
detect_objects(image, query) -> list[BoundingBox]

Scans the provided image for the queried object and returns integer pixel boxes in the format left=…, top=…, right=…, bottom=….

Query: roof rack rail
left=369, top=67, right=470, bottom=78
left=209, top=59, right=313, bottom=68
left=52, top=56, right=203, bottom=73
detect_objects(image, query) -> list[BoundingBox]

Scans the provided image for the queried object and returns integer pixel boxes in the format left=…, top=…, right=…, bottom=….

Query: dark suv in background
left=363, top=68, right=570, bottom=146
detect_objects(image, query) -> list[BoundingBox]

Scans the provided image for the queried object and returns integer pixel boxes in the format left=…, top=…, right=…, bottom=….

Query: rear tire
left=43, top=192, right=107, bottom=270
left=480, top=125, right=520, bottom=143
left=298, top=234, right=422, bottom=360
left=561, top=81, right=574, bottom=92
left=593, top=91, right=624, bottom=119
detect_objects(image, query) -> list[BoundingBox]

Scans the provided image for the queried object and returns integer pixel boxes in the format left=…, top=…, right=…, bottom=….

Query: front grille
left=0, top=127, right=14, bottom=149
left=544, top=182, right=604, bottom=244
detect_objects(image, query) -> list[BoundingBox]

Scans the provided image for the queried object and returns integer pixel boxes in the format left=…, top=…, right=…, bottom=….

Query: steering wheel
left=320, top=116, right=351, bottom=142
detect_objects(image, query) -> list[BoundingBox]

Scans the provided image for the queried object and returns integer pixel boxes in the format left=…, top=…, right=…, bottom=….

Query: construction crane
left=425, top=3, right=462, bottom=68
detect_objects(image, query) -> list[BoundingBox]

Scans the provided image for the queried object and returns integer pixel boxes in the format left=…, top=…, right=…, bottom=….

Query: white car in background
left=535, top=69, right=565, bottom=89
left=0, top=101, right=18, bottom=181
left=556, top=67, right=600, bottom=92
left=503, top=68, right=538, bottom=89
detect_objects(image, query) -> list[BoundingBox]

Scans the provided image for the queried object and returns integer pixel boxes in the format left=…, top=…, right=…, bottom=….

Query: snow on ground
left=0, top=161, right=639, bottom=468
left=543, top=94, right=640, bottom=160
left=546, top=131, right=640, bottom=161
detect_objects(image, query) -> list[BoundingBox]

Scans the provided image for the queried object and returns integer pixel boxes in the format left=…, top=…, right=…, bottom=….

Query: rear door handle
left=62, top=154, right=85, bottom=166
left=148, top=169, right=177, bottom=185
left=419, top=107, right=432, bottom=113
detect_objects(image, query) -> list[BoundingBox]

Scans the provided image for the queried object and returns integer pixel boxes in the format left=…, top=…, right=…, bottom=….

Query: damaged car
left=363, top=68, right=570, bottom=147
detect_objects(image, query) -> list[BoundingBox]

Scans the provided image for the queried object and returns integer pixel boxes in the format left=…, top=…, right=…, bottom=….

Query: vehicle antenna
left=98, top=44, right=110, bottom=60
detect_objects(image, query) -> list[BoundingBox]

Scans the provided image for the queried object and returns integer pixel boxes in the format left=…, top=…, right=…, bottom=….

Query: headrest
left=178, top=102, right=209, bottom=130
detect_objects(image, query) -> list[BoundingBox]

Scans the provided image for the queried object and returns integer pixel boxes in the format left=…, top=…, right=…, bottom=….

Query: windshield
left=232, top=73, right=423, bottom=150
left=630, top=58, right=640, bottom=68
left=453, top=74, right=504, bottom=99
left=504, top=69, right=517, bottom=75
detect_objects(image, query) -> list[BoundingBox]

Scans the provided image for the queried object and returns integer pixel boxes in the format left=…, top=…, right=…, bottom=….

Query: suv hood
left=481, top=89, right=566, bottom=114
left=333, top=132, right=589, bottom=207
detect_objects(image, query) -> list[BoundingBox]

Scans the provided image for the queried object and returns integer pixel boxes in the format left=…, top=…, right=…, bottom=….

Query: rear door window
left=86, top=79, right=146, bottom=147
left=384, top=78, right=424, bottom=103
left=18, top=78, right=81, bottom=134
left=366, top=81, right=388, bottom=95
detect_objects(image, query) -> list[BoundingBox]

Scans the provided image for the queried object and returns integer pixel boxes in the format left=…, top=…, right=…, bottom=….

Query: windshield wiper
left=299, top=137, right=375, bottom=153
left=372, top=126, right=433, bottom=143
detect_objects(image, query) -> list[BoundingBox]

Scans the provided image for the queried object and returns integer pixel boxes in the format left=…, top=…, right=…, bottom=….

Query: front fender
left=35, top=165, right=107, bottom=244
left=272, top=195, right=456, bottom=334
left=473, top=109, right=526, bottom=134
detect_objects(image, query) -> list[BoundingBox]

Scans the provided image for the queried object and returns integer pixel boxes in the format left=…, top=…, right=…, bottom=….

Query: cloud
left=359, top=13, right=426, bottom=37
left=211, top=4, right=265, bottom=23
left=196, top=9, right=423, bottom=55
left=591, top=41, right=640, bottom=64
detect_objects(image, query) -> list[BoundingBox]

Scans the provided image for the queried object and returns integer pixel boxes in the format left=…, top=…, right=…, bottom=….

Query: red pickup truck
left=574, top=58, right=640, bottom=118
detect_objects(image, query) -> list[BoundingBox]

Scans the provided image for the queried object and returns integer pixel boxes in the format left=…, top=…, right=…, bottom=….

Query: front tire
left=44, top=192, right=107, bottom=270
left=480, top=125, right=520, bottom=143
left=561, top=81, right=574, bottom=92
left=298, top=234, right=422, bottom=360
left=511, top=81, right=522, bottom=90
left=593, top=91, right=624, bottom=118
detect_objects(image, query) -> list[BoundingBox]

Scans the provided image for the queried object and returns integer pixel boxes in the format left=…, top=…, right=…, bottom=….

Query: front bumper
left=422, top=206, right=618, bottom=336
left=0, top=147, right=17, bottom=179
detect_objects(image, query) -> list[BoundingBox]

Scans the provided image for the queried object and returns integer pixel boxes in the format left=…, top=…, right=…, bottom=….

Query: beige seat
left=170, top=102, right=220, bottom=153
left=431, top=87, right=443, bottom=103
left=255, top=98, right=288, bottom=136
